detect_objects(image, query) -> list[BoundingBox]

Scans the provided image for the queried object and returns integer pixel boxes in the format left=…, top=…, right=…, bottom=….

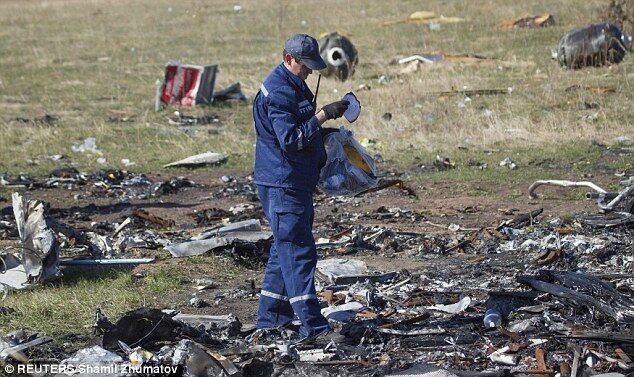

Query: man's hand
left=322, top=100, right=350, bottom=120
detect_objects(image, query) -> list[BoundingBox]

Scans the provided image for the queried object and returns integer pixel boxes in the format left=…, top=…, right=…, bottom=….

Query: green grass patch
left=0, top=266, right=187, bottom=338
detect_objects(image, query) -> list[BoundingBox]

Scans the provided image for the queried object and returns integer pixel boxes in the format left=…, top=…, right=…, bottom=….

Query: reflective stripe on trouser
left=256, top=185, right=331, bottom=338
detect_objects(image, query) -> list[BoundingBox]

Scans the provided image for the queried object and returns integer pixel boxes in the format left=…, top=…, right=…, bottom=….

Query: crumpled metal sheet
left=11, top=192, right=60, bottom=284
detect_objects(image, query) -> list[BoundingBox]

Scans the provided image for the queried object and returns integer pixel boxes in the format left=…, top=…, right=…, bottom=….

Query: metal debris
left=164, top=152, right=227, bottom=168
left=0, top=193, right=61, bottom=291
left=318, top=32, right=358, bottom=81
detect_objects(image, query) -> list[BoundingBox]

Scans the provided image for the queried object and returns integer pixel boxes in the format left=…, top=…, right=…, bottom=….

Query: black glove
left=322, top=100, right=349, bottom=120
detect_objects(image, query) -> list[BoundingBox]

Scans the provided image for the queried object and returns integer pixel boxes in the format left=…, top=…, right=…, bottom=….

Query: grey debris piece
left=61, top=345, right=124, bottom=377
left=316, top=258, right=368, bottom=284
left=167, top=231, right=271, bottom=257
left=0, top=331, right=52, bottom=360
left=164, top=152, right=227, bottom=168
left=10, top=192, right=61, bottom=286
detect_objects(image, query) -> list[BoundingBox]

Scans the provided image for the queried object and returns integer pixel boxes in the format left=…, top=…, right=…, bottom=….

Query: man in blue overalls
left=253, top=34, right=349, bottom=340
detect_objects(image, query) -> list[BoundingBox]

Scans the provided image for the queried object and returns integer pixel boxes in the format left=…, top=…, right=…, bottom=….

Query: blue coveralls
left=253, top=63, right=330, bottom=338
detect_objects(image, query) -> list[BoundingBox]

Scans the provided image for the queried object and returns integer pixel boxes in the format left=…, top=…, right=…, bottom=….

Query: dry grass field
left=0, top=0, right=631, bottom=176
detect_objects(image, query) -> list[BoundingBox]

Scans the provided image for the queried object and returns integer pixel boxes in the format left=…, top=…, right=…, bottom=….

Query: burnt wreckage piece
left=555, top=23, right=632, bottom=69
left=318, top=32, right=358, bottom=81
left=100, top=308, right=221, bottom=352
left=517, top=270, right=634, bottom=323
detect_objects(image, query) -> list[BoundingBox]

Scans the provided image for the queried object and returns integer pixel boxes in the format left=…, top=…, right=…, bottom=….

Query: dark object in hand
left=322, top=100, right=350, bottom=120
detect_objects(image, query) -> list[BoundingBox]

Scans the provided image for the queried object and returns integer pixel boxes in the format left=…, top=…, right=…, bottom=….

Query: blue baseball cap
left=284, top=34, right=327, bottom=70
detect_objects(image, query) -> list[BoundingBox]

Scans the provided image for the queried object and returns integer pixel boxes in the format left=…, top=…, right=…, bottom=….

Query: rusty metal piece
left=508, top=343, right=525, bottom=353
left=557, top=226, right=575, bottom=235
left=499, top=14, right=555, bottom=29
left=132, top=209, right=175, bottom=228
left=355, top=179, right=417, bottom=198
left=499, top=327, right=520, bottom=343
left=535, top=248, right=562, bottom=266
left=320, top=290, right=334, bottom=304
left=512, top=370, right=553, bottom=376
left=533, top=347, right=548, bottom=377
left=498, top=208, right=544, bottom=230
left=356, top=310, right=378, bottom=319
left=559, top=361, right=571, bottom=377
left=329, top=227, right=353, bottom=240
left=208, top=351, right=240, bottom=376
left=446, top=229, right=480, bottom=252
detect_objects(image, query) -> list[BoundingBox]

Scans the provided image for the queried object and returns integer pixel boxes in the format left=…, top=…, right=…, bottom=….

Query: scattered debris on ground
left=2, top=212, right=632, bottom=375
left=383, top=11, right=466, bottom=27
left=424, top=88, right=512, bottom=98
left=0, top=169, right=198, bottom=201
left=1, top=170, right=633, bottom=376
left=14, top=113, right=59, bottom=126
left=168, top=111, right=220, bottom=126
left=564, top=85, right=616, bottom=94
left=213, top=82, right=248, bottom=103
left=397, top=53, right=506, bottom=73
left=499, top=14, right=556, bottom=29
left=529, top=177, right=634, bottom=227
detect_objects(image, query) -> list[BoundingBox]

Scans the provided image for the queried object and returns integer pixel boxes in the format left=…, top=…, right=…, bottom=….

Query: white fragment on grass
left=47, top=155, right=64, bottom=162
left=71, top=137, right=102, bottom=154
left=500, top=157, right=517, bottom=170
left=121, top=159, right=135, bottom=167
